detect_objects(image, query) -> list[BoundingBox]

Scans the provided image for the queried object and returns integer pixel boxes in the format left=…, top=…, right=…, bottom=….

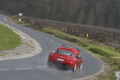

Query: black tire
left=79, top=63, right=83, bottom=70
left=72, top=63, right=77, bottom=72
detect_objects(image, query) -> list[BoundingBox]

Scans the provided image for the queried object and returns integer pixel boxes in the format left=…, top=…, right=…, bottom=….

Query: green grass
left=0, top=24, right=21, bottom=51
left=89, top=47, right=113, bottom=57
left=42, top=27, right=89, bottom=47
left=88, top=45, right=120, bottom=57
left=10, top=16, right=120, bottom=80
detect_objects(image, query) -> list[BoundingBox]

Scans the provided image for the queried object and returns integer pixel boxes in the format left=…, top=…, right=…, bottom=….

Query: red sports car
left=48, top=44, right=83, bottom=72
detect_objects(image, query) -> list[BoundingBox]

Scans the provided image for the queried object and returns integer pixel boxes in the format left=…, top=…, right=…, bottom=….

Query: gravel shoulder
left=0, top=21, right=42, bottom=60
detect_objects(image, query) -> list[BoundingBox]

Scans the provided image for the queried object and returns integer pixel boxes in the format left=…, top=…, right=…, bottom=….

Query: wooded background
left=0, top=0, right=120, bottom=29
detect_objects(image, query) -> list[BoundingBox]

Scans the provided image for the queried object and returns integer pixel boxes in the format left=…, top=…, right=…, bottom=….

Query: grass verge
left=0, top=24, right=21, bottom=51
left=42, top=27, right=120, bottom=80
left=9, top=16, right=120, bottom=80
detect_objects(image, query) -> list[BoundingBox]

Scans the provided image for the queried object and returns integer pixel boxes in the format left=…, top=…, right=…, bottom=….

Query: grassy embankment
left=0, top=24, right=21, bottom=53
left=9, top=16, right=120, bottom=80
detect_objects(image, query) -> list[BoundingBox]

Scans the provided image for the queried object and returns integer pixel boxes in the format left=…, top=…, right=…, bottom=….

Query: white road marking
left=36, top=66, right=48, bottom=69
left=31, top=31, right=35, bottom=33
left=0, top=69, right=10, bottom=71
left=15, top=66, right=48, bottom=70
left=35, top=33, right=60, bottom=45
left=50, top=39, right=60, bottom=45
left=44, top=37, right=49, bottom=40
left=0, top=66, right=48, bottom=71
left=16, top=67, right=33, bottom=70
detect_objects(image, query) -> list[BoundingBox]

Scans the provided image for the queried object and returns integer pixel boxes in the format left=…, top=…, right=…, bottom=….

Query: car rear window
left=57, top=49, right=73, bottom=56
left=62, top=45, right=74, bottom=49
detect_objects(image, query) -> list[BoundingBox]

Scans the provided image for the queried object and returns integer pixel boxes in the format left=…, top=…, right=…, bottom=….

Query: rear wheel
left=72, top=63, right=77, bottom=72
left=79, top=63, right=83, bottom=70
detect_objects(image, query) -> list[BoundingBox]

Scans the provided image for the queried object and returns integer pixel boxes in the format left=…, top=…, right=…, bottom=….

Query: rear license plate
left=57, top=58, right=64, bottom=61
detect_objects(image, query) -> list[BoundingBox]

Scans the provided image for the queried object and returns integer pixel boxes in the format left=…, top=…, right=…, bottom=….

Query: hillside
left=0, top=0, right=120, bottom=28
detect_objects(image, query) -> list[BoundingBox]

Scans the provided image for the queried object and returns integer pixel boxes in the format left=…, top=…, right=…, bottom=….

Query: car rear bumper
left=48, top=57, right=75, bottom=68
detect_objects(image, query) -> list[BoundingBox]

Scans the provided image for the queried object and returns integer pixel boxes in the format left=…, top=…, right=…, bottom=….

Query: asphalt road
left=0, top=14, right=102, bottom=80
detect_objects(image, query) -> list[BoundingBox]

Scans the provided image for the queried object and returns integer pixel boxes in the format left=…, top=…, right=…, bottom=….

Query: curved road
left=0, top=14, right=102, bottom=80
